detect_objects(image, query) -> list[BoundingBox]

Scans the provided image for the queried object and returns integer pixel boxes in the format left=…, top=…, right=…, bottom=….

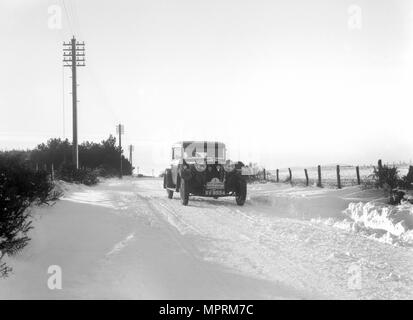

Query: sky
left=1, top=0, right=413, bottom=174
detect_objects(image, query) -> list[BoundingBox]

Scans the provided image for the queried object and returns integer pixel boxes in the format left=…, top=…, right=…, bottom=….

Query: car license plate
left=205, top=189, right=225, bottom=196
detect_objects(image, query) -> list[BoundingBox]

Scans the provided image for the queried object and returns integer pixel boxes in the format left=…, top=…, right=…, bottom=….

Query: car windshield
left=183, top=142, right=226, bottom=161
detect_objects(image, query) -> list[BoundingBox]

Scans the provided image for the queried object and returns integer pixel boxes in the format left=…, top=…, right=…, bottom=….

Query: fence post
left=378, top=159, right=383, bottom=187
left=263, top=168, right=266, bottom=181
left=356, top=166, right=361, bottom=185
left=288, top=168, right=292, bottom=184
left=336, top=165, right=341, bottom=189
left=276, top=169, right=279, bottom=183
left=51, top=163, right=54, bottom=181
left=36, top=163, right=39, bottom=171
left=317, top=165, right=322, bottom=187
left=304, top=169, right=309, bottom=186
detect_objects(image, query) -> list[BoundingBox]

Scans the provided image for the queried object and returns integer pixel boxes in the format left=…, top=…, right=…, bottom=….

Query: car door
left=171, top=146, right=182, bottom=185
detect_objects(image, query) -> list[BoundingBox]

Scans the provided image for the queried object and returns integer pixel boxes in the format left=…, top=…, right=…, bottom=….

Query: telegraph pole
left=63, top=36, right=85, bottom=169
left=129, top=145, right=134, bottom=168
left=116, top=124, right=125, bottom=178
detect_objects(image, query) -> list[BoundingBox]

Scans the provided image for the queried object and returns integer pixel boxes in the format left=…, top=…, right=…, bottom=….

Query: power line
left=68, top=0, right=79, bottom=35
left=84, top=62, right=121, bottom=122
left=61, top=0, right=75, bottom=35
left=68, top=0, right=76, bottom=27
left=75, top=0, right=82, bottom=34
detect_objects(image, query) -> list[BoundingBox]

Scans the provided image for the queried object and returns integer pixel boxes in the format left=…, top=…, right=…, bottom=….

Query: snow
left=346, top=202, right=413, bottom=236
left=1, top=178, right=412, bottom=299
left=318, top=202, right=413, bottom=246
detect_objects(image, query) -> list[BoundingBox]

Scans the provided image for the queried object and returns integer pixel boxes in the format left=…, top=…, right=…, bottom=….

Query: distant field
left=267, top=165, right=410, bottom=187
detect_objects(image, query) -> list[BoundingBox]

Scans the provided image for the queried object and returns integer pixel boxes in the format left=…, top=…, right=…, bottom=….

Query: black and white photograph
left=1, top=0, right=413, bottom=304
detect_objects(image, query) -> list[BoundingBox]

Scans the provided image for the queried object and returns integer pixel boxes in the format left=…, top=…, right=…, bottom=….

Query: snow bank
left=345, top=202, right=413, bottom=236
left=53, top=179, right=86, bottom=195
left=313, top=202, right=413, bottom=246
left=249, top=182, right=413, bottom=246
left=248, top=184, right=375, bottom=221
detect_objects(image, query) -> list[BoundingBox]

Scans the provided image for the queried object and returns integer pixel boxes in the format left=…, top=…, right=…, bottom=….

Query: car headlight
left=223, top=161, right=235, bottom=172
left=195, top=161, right=206, bottom=172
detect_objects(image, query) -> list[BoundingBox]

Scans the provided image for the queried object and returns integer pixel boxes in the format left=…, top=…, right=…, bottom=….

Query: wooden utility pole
left=116, top=124, right=125, bottom=178
left=129, top=145, right=134, bottom=168
left=63, top=37, right=85, bottom=169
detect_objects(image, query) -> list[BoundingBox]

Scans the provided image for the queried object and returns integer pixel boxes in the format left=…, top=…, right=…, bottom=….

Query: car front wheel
left=180, top=178, right=189, bottom=206
left=235, top=179, right=247, bottom=206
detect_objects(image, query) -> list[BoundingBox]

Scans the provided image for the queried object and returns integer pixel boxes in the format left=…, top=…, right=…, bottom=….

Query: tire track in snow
left=142, top=193, right=336, bottom=298
left=106, top=233, right=136, bottom=257
left=225, top=207, right=352, bottom=298
left=133, top=179, right=413, bottom=299
left=198, top=202, right=348, bottom=298
left=133, top=192, right=243, bottom=299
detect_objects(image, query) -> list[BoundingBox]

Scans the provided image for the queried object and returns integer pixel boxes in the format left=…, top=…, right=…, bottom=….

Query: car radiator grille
left=205, top=165, right=224, bottom=182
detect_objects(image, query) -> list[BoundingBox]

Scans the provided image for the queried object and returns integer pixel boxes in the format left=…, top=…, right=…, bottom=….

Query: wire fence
left=249, top=161, right=412, bottom=189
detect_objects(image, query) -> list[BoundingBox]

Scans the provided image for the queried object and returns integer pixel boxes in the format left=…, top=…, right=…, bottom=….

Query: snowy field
left=1, top=177, right=413, bottom=299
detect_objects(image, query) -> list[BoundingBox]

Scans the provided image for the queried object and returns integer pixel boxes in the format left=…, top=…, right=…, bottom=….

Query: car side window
left=173, top=147, right=182, bottom=160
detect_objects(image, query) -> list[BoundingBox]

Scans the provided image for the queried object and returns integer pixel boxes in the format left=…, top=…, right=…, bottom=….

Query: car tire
left=180, top=178, right=189, bottom=206
left=235, top=179, right=247, bottom=206
left=164, top=169, right=174, bottom=199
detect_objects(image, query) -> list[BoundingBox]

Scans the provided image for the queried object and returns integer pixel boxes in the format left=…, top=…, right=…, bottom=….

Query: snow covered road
left=1, top=177, right=412, bottom=299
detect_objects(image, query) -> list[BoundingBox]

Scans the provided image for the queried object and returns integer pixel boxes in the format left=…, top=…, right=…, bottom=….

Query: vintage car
left=163, top=141, right=247, bottom=206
